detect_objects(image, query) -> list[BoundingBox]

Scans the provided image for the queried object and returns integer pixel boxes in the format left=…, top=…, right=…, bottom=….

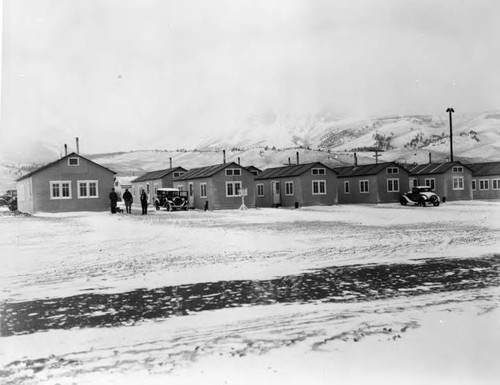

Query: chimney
left=238, top=157, right=240, bottom=165
left=428, top=152, right=432, bottom=164
left=64, top=144, right=68, bottom=156
left=223, top=149, right=226, bottom=164
left=296, top=151, right=299, bottom=165
left=288, top=157, right=291, bottom=165
left=76, top=137, right=80, bottom=154
left=354, top=152, right=358, bottom=167
left=169, top=157, right=172, bottom=169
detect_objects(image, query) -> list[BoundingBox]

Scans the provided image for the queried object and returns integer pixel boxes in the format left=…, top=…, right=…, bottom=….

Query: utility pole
left=373, top=149, right=382, bottom=164
left=446, top=107, right=455, bottom=162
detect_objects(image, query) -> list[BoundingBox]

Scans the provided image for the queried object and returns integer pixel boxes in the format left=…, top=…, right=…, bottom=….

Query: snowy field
left=1, top=201, right=500, bottom=384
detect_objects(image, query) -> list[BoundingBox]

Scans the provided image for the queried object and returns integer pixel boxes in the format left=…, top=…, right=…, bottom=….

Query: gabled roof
left=254, top=162, right=335, bottom=180
left=408, top=161, right=471, bottom=176
left=16, top=152, right=116, bottom=182
left=174, top=162, right=245, bottom=181
left=131, top=166, right=187, bottom=183
left=245, top=165, right=262, bottom=174
left=465, top=162, right=500, bottom=176
left=333, top=162, right=407, bottom=178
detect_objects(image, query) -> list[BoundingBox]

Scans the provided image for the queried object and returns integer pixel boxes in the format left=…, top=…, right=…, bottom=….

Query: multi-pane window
left=409, top=178, right=418, bottom=188
left=387, top=178, right=399, bottom=192
left=479, top=179, right=489, bottom=190
left=226, top=181, right=242, bottom=197
left=425, top=178, right=436, bottom=190
left=257, top=184, right=264, bottom=197
left=472, top=180, right=476, bottom=191
left=78, top=181, right=98, bottom=198
left=68, top=157, right=79, bottom=166
left=492, top=179, right=500, bottom=190
left=344, top=181, right=350, bottom=194
left=285, top=182, right=294, bottom=196
left=312, top=180, right=326, bottom=195
left=452, top=166, right=464, bottom=173
left=50, top=181, right=72, bottom=199
left=311, top=168, right=326, bottom=175
left=173, top=172, right=185, bottom=178
left=200, top=183, right=207, bottom=198
left=359, top=180, right=369, bottom=193
left=453, top=177, right=464, bottom=190
left=386, top=167, right=399, bottom=174
left=225, top=169, right=241, bottom=176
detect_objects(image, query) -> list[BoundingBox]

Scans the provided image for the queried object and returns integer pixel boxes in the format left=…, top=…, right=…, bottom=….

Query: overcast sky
left=1, top=0, right=500, bottom=153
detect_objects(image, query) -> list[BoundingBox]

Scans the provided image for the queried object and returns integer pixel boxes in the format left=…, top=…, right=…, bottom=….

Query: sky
left=1, top=0, right=500, bottom=153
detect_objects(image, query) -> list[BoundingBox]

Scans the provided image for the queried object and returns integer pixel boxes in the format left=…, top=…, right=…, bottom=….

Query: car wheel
left=156, top=204, right=160, bottom=210
left=429, top=196, right=440, bottom=207
left=166, top=204, right=171, bottom=212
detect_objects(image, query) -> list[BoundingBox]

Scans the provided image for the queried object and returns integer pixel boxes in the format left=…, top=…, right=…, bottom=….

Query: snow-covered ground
left=1, top=201, right=499, bottom=384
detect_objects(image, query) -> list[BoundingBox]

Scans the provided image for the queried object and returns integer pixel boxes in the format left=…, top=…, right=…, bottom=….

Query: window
left=387, top=178, right=400, bottom=192
left=386, top=167, right=399, bottom=174
left=452, top=166, right=464, bottom=173
left=472, top=180, right=476, bottom=191
left=200, top=183, right=207, bottom=198
left=226, top=181, right=242, bottom=197
left=344, top=181, right=350, bottom=194
left=285, top=181, right=294, bottom=196
left=189, top=183, right=193, bottom=197
left=146, top=184, right=150, bottom=195
left=77, top=180, right=98, bottom=198
left=359, top=180, right=369, bottom=193
left=312, top=180, right=326, bottom=195
left=68, top=157, right=79, bottom=166
left=225, top=168, right=241, bottom=176
left=492, top=179, right=500, bottom=190
left=425, top=178, right=436, bottom=190
left=479, top=179, right=489, bottom=190
left=257, top=184, right=264, bottom=197
left=453, top=177, right=464, bottom=190
left=409, top=178, right=418, bottom=188
left=50, top=181, right=72, bottom=199
left=173, top=172, right=184, bottom=178
left=311, top=168, right=326, bottom=175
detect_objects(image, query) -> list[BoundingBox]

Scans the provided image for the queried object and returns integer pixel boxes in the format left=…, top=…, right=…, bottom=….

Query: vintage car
left=400, top=186, right=440, bottom=207
left=154, top=188, right=189, bottom=211
left=0, top=195, right=17, bottom=211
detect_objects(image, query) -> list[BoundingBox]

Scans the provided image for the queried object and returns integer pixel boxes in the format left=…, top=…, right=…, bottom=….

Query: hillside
left=2, top=110, right=500, bottom=192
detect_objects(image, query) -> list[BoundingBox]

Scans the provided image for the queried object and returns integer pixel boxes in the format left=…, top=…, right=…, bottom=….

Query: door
left=188, top=183, right=194, bottom=208
left=271, top=181, right=281, bottom=206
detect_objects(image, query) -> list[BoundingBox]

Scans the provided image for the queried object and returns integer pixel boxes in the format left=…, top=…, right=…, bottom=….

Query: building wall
left=338, top=175, right=379, bottom=204
left=16, top=178, right=34, bottom=214
left=472, top=175, right=500, bottom=199
left=255, top=169, right=337, bottom=208
left=412, top=168, right=473, bottom=201
left=21, top=156, right=115, bottom=213
left=178, top=167, right=256, bottom=210
left=376, top=168, right=410, bottom=203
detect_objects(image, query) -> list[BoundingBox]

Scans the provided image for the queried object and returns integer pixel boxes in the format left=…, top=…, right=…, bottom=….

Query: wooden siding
left=177, top=166, right=256, bottom=210
left=411, top=168, right=473, bottom=201
left=17, top=156, right=115, bottom=213
left=472, top=175, right=500, bottom=199
left=255, top=168, right=337, bottom=207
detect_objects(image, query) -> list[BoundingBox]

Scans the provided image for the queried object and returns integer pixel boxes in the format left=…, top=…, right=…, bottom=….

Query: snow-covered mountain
left=2, top=110, right=500, bottom=192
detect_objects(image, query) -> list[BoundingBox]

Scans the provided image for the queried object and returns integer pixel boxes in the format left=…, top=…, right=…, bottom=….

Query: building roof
left=407, top=161, right=471, bottom=176
left=131, top=166, right=187, bottom=183
left=465, top=162, right=500, bottom=176
left=245, top=165, right=262, bottom=174
left=16, top=152, right=116, bottom=182
left=174, top=162, right=245, bottom=181
left=333, top=162, right=407, bottom=178
left=254, top=162, right=335, bottom=180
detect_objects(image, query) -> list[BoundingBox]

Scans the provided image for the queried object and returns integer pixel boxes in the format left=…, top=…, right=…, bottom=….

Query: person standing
left=122, top=188, right=133, bottom=214
left=109, top=188, right=118, bottom=214
left=140, top=189, right=148, bottom=215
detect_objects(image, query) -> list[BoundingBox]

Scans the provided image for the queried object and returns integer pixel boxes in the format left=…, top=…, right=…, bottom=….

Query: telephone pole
left=446, top=107, right=455, bottom=162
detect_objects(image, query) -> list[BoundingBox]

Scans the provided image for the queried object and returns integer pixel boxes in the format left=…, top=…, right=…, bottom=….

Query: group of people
left=109, top=188, right=149, bottom=215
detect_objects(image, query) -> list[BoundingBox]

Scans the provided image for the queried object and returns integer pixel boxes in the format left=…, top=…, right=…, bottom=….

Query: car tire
left=156, top=204, right=160, bottom=210
left=166, top=204, right=171, bottom=212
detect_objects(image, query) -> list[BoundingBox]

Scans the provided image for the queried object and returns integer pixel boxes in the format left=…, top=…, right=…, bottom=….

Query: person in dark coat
left=122, top=188, right=133, bottom=214
left=109, top=188, right=118, bottom=214
left=140, top=189, right=148, bottom=215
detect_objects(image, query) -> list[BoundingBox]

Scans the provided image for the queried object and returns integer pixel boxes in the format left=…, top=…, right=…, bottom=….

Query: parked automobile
left=0, top=195, right=17, bottom=211
left=400, top=186, right=440, bottom=207
left=154, top=188, right=189, bottom=211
